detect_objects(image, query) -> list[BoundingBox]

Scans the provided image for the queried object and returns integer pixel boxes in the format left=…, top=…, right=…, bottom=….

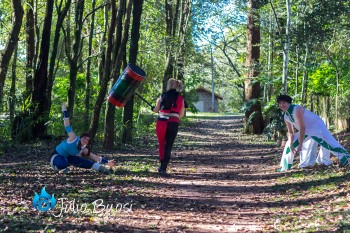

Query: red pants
left=156, top=120, right=179, bottom=163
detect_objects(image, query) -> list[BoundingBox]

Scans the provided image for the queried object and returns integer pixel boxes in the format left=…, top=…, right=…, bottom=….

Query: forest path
left=0, top=115, right=285, bottom=232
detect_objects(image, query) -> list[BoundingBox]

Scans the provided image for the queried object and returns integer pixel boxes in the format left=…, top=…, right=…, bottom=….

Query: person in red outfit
left=152, top=78, right=185, bottom=177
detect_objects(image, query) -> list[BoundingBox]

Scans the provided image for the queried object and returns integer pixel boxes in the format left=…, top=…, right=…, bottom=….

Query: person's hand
left=291, top=144, right=302, bottom=155
left=108, top=159, right=116, bottom=167
left=296, top=144, right=302, bottom=153
left=61, top=103, right=67, bottom=111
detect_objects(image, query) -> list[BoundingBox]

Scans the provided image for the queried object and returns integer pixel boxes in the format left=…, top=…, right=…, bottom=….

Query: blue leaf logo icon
left=32, top=187, right=56, bottom=212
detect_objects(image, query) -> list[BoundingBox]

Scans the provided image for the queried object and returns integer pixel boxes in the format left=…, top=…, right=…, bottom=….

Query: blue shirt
left=55, top=137, right=80, bottom=157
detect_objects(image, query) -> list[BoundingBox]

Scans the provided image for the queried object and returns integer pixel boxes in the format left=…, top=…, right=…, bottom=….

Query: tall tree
left=0, top=0, right=24, bottom=108
left=24, top=0, right=35, bottom=103
left=103, top=0, right=129, bottom=149
left=65, top=0, right=85, bottom=117
left=83, top=0, right=97, bottom=131
left=47, top=0, right=72, bottom=112
left=9, top=46, right=18, bottom=124
left=282, top=0, right=291, bottom=94
left=163, top=0, right=180, bottom=90
left=244, top=0, right=264, bottom=134
left=175, top=0, right=191, bottom=81
left=122, top=0, right=144, bottom=144
left=32, top=0, right=54, bottom=138
left=89, top=0, right=118, bottom=140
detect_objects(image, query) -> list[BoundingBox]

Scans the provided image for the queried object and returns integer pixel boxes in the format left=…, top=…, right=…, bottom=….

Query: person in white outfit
left=277, top=95, right=350, bottom=171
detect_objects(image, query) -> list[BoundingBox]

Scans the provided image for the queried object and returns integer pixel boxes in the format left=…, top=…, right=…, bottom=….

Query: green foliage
left=0, top=0, right=11, bottom=42
left=0, top=115, right=10, bottom=147
left=338, top=90, right=350, bottom=120
left=262, top=101, right=286, bottom=140
left=308, top=63, right=336, bottom=95
left=294, top=0, right=350, bottom=45
left=241, top=98, right=259, bottom=113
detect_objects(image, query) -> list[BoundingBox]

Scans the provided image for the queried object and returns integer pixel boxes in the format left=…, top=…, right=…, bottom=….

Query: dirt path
left=0, top=116, right=284, bottom=232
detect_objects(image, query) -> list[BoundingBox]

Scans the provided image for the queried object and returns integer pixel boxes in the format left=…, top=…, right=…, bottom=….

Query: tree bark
left=244, top=0, right=264, bottom=134
left=122, top=0, right=144, bottom=144
left=103, top=0, right=128, bottom=149
left=162, top=0, right=179, bottom=91
left=265, top=6, right=273, bottom=102
left=83, top=0, right=96, bottom=132
left=9, top=46, right=18, bottom=123
left=89, top=0, right=118, bottom=140
left=32, top=0, right=54, bottom=138
left=281, top=0, right=291, bottom=94
left=301, top=43, right=309, bottom=103
left=66, top=0, right=85, bottom=118
left=0, top=0, right=24, bottom=108
left=24, top=0, right=35, bottom=103
left=47, top=0, right=71, bottom=113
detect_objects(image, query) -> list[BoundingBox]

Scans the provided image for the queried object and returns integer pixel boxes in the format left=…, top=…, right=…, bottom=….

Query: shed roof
left=196, top=87, right=223, bottom=100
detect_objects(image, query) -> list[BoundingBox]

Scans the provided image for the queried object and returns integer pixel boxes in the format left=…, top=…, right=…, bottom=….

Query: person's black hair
left=160, top=89, right=179, bottom=110
left=276, top=95, right=293, bottom=104
left=78, top=132, right=91, bottom=157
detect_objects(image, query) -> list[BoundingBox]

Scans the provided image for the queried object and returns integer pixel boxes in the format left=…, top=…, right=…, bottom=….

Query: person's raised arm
left=61, top=103, right=76, bottom=142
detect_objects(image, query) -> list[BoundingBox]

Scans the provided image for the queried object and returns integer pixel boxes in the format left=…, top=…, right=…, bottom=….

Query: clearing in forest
left=1, top=115, right=350, bottom=232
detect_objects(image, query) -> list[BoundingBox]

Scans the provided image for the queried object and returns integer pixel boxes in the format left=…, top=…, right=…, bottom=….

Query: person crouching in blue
left=49, top=103, right=116, bottom=173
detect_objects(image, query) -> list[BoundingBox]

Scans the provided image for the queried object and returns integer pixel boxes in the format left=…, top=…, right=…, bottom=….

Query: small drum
left=108, top=64, right=146, bottom=107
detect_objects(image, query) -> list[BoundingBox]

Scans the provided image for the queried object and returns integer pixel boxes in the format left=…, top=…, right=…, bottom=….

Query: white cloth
left=278, top=104, right=348, bottom=171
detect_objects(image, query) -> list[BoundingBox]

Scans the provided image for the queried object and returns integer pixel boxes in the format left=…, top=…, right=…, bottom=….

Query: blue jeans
left=51, top=154, right=94, bottom=170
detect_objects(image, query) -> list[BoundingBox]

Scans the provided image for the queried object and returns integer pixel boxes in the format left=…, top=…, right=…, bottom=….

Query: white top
left=284, top=104, right=327, bottom=136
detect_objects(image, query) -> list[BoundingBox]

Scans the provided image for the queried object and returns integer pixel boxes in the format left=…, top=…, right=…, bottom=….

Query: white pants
left=279, top=131, right=344, bottom=171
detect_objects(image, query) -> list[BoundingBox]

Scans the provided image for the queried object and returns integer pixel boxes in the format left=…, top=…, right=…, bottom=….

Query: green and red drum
left=108, top=64, right=146, bottom=107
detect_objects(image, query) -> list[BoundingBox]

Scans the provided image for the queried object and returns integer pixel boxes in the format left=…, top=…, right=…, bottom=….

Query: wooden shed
left=194, top=87, right=223, bottom=112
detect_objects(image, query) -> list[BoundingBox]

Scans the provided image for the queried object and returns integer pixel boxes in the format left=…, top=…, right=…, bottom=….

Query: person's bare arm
left=81, top=148, right=116, bottom=167
left=153, top=97, right=161, bottom=113
left=294, top=106, right=305, bottom=154
left=179, top=99, right=185, bottom=118
left=286, top=121, right=294, bottom=144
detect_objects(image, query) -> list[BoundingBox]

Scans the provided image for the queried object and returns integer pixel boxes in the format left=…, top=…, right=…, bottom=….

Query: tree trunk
left=323, top=44, right=340, bottom=130
left=301, top=43, right=309, bottom=104
left=32, top=0, right=54, bottom=138
left=281, top=0, right=291, bottom=94
left=66, top=0, right=85, bottom=118
left=47, top=0, right=71, bottom=113
left=9, top=46, right=18, bottom=123
left=162, top=0, right=179, bottom=91
left=266, top=6, right=273, bottom=102
left=122, top=0, right=144, bottom=144
left=103, top=0, right=128, bottom=149
left=89, top=0, right=118, bottom=140
left=24, top=0, right=35, bottom=103
left=83, top=0, right=97, bottom=132
left=0, top=0, right=24, bottom=108
left=295, top=46, right=299, bottom=96
left=176, top=0, right=191, bottom=81
left=97, top=4, right=109, bottom=85
left=244, top=0, right=264, bottom=134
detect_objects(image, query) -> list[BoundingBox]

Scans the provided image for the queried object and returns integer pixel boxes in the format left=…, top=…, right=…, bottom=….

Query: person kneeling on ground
left=49, top=103, right=116, bottom=173
left=277, top=94, right=350, bottom=171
